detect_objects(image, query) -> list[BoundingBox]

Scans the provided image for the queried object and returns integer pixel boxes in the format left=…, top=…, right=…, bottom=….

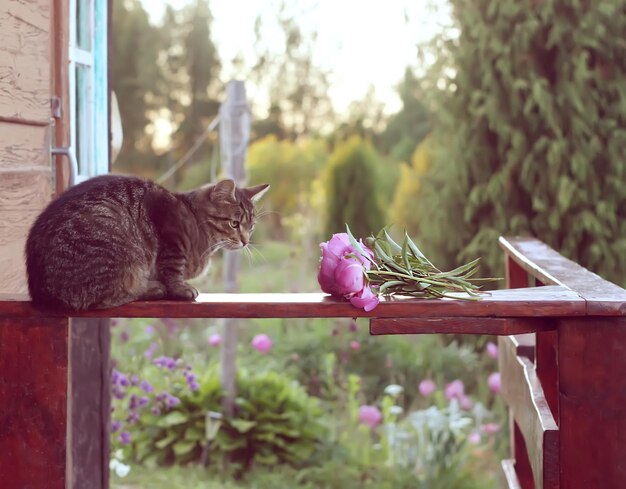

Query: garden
left=108, top=0, right=625, bottom=487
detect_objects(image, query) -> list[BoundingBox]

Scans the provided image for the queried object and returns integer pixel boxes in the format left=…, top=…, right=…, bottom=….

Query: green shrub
left=131, top=369, right=326, bottom=470
left=324, top=136, right=385, bottom=238
left=415, top=0, right=626, bottom=284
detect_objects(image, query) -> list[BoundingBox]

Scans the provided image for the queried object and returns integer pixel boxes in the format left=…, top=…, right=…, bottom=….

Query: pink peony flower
left=444, top=379, right=465, bottom=401
left=488, top=372, right=501, bottom=393
left=349, top=285, right=380, bottom=312
left=350, top=341, right=361, bottom=350
left=358, top=405, right=382, bottom=428
left=334, top=256, right=365, bottom=295
left=480, top=423, right=501, bottom=434
left=418, top=379, right=437, bottom=397
left=208, top=333, right=221, bottom=347
left=318, top=233, right=379, bottom=311
left=251, top=334, right=272, bottom=353
left=468, top=431, right=481, bottom=445
left=486, top=342, right=498, bottom=359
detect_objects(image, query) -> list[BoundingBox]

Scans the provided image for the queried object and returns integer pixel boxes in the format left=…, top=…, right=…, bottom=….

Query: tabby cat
left=25, top=175, right=269, bottom=311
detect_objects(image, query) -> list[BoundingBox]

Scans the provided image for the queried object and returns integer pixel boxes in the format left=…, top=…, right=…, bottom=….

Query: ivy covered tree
left=415, top=0, right=626, bottom=284
left=324, top=137, right=385, bottom=238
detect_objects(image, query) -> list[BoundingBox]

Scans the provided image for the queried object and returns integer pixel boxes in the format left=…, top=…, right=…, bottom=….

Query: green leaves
left=364, top=228, right=499, bottom=299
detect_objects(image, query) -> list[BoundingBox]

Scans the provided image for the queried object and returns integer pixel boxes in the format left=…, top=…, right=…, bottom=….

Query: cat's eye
left=229, top=220, right=240, bottom=229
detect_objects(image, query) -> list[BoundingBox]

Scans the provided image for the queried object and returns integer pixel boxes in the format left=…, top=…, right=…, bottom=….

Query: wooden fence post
left=219, top=80, right=250, bottom=416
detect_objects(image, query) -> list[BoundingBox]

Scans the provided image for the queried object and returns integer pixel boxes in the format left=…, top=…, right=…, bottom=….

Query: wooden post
left=219, top=80, right=250, bottom=416
left=557, top=317, right=626, bottom=488
left=0, top=317, right=69, bottom=489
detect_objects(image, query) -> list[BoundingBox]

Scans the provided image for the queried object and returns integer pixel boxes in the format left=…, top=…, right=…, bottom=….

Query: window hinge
left=51, top=96, right=62, bottom=119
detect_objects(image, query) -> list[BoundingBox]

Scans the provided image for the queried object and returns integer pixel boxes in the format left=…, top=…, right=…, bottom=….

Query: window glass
left=77, top=0, right=92, bottom=51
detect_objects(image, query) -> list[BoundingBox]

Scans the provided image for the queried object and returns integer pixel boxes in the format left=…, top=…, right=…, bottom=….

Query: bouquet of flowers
left=317, top=227, right=497, bottom=311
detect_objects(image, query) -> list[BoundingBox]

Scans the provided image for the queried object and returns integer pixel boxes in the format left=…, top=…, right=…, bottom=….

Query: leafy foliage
left=131, top=369, right=325, bottom=470
left=324, top=137, right=386, bottom=238
left=353, top=227, right=498, bottom=299
left=414, top=0, right=626, bottom=284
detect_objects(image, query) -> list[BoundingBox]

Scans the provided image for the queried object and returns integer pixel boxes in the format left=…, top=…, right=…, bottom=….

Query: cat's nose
left=241, top=234, right=249, bottom=246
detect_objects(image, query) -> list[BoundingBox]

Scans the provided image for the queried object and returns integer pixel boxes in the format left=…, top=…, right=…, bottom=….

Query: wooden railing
left=0, top=236, right=625, bottom=489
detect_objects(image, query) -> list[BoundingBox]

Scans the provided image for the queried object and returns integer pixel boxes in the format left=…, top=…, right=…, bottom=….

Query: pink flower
left=350, top=341, right=361, bottom=350
left=419, top=379, right=437, bottom=397
left=488, top=372, right=501, bottom=393
left=459, top=395, right=473, bottom=410
left=486, top=342, right=498, bottom=359
left=349, top=286, right=380, bottom=312
left=444, top=380, right=465, bottom=400
left=318, top=234, right=353, bottom=295
left=358, top=405, right=382, bottom=428
left=480, top=423, right=501, bottom=434
left=208, top=333, right=221, bottom=347
left=318, top=233, right=379, bottom=311
left=468, top=431, right=481, bottom=445
left=251, top=334, right=272, bottom=353
left=335, top=256, right=365, bottom=295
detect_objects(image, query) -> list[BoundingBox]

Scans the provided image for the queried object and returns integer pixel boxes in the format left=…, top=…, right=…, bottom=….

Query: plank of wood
left=499, top=335, right=559, bottom=489
left=501, top=459, right=523, bottom=489
left=370, top=317, right=554, bottom=336
left=0, top=286, right=585, bottom=319
left=0, top=122, right=50, bottom=170
left=0, top=0, right=51, bottom=123
left=70, top=319, right=111, bottom=489
left=0, top=170, right=51, bottom=294
left=500, top=236, right=626, bottom=316
left=0, top=317, right=69, bottom=489
left=508, top=333, right=536, bottom=361
left=558, top=318, right=626, bottom=489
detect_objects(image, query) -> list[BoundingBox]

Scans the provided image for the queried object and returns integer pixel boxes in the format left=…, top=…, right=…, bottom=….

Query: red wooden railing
left=0, top=236, right=625, bottom=489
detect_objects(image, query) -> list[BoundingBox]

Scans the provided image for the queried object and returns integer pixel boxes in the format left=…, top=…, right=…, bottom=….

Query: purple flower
left=251, top=334, right=272, bottom=353
left=350, top=341, right=361, bottom=350
left=139, top=380, right=154, bottom=394
left=138, top=396, right=150, bottom=407
left=127, top=411, right=140, bottom=424
left=349, top=320, right=358, bottom=332
left=444, top=380, right=465, bottom=401
left=130, top=375, right=139, bottom=386
left=418, top=379, right=437, bottom=397
left=117, top=373, right=129, bottom=387
left=110, top=420, right=121, bottom=433
left=166, top=394, right=181, bottom=408
left=155, top=392, right=166, bottom=402
left=189, top=381, right=200, bottom=392
left=358, top=405, right=382, bottom=429
left=119, top=331, right=130, bottom=343
left=486, top=342, right=498, bottom=359
left=111, top=369, right=120, bottom=385
left=112, top=387, right=126, bottom=400
left=208, top=333, right=221, bottom=347
left=468, top=431, right=481, bottom=445
left=144, top=325, right=155, bottom=335
left=488, top=372, right=501, bottom=393
left=154, top=356, right=177, bottom=370
left=151, top=406, right=161, bottom=416
left=118, top=431, right=131, bottom=445
left=144, top=342, right=159, bottom=359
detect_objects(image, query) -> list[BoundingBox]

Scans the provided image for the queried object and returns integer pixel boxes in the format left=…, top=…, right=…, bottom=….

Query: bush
left=324, top=136, right=386, bottom=238
left=131, top=368, right=326, bottom=470
left=415, top=0, right=626, bottom=284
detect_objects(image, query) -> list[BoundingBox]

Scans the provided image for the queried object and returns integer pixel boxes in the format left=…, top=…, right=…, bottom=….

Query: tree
left=324, top=137, right=385, bottom=238
left=413, top=0, right=626, bottom=285
left=111, top=0, right=164, bottom=166
left=380, top=68, right=431, bottom=163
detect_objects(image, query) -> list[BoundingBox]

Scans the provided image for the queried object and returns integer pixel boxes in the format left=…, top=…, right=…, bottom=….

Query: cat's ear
left=211, top=179, right=237, bottom=203
left=243, top=184, right=270, bottom=202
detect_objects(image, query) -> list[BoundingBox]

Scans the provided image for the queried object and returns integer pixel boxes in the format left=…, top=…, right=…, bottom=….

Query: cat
left=25, top=175, right=269, bottom=311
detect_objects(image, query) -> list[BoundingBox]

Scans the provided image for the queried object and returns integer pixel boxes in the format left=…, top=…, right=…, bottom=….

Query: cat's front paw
left=167, top=284, right=199, bottom=301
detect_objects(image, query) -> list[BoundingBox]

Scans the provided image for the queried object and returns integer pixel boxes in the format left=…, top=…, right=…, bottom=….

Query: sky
left=142, top=0, right=451, bottom=116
